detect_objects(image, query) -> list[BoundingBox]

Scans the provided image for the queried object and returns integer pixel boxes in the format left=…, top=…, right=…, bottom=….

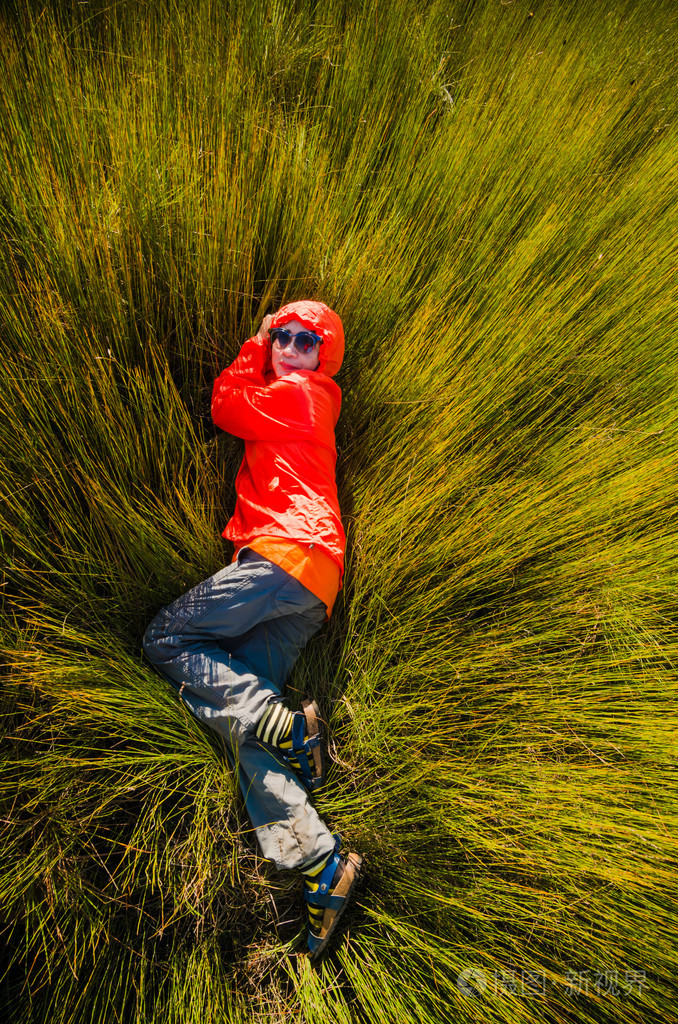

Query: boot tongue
left=330, top=858, right=345, bottom=889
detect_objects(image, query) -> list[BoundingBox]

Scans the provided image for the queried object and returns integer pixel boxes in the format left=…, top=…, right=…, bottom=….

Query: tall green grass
left=1, top=0, right=677, bottom=1021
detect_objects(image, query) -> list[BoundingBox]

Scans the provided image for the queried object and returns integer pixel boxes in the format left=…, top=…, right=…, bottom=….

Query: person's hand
left=255, top=314, right=274, bottom=342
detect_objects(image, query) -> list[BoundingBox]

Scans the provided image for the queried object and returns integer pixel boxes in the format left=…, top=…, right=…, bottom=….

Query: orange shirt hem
left=232, top=537, right=341, bottom=618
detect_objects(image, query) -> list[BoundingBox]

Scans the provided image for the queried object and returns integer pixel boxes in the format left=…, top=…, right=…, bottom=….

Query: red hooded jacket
left=211, top=300, right=346, bottom=594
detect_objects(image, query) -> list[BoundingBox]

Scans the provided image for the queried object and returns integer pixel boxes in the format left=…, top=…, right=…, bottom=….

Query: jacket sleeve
left=211, top=338, right=314, bottom=441
left=215, top=335, right=268, bottom=386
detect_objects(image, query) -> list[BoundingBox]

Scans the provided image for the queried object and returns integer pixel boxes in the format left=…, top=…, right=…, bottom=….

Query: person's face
left=270, top=319, right=321, bottom=378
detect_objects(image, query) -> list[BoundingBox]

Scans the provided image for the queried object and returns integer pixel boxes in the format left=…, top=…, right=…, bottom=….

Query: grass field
left=1, top=0, right=677, bottom=1021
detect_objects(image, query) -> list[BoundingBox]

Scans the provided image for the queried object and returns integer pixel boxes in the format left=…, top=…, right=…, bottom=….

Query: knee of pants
left=142, top=612, right=171, bottom=667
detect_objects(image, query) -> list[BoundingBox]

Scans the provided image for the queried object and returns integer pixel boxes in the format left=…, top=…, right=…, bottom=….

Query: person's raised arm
left=213, top=314, right=273, bottom=388
left=211, top=315, right=314, bottom=442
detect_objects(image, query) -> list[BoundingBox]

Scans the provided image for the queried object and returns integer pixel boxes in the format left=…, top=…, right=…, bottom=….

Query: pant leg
left=221, top=607, right=337, bottom=867
left=142, top=549, right=321, bottom=745
left=232, top=739, right=336, bottom=869
left=143, top=550, right=335, bottom=869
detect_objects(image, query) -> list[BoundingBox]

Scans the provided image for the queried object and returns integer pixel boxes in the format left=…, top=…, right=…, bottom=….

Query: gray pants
left=142, top=548, right=336, bottom=870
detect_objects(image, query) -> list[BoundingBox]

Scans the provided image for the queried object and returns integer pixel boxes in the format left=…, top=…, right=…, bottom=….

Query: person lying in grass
left=143, top=300, right=362, bottom=959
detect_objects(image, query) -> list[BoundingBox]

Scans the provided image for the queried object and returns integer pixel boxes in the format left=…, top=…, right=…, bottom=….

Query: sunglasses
left=269, top=327, right=321, bottom=355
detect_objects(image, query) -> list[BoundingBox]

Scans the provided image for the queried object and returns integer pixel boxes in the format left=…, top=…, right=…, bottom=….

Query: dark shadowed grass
left=1, top=0, right=678, bottom=1021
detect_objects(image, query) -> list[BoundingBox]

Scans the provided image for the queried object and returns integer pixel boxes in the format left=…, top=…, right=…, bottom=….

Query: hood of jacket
left=269, top=300, right=344, bottom=378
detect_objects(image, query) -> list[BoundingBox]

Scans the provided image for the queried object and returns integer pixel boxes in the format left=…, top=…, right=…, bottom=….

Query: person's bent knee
left=142, top=612, right=170, bottom=666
